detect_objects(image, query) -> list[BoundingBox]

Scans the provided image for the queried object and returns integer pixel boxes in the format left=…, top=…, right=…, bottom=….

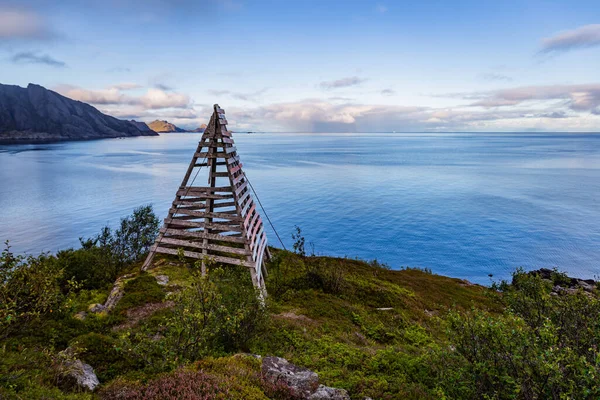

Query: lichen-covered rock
left=155, top=275, right=169, bottom=285
left=308, top=385, right=351, bottom=400
left=261, top=356, right=319, bottom=398
left=74, top=311, right=87, bottom=320
left=57, top=349, right=100, bottom=392
left=88, top=303, right=106, bottom=313
left=68, top=360, right=100, bottom=391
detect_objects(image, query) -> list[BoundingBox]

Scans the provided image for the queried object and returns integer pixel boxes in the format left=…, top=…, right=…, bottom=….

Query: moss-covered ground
left=0, top=249, right=502, bottom=399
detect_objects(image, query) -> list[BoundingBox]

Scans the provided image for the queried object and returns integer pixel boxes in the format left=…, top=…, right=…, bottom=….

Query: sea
left=1, top=132, right=599, bottom=285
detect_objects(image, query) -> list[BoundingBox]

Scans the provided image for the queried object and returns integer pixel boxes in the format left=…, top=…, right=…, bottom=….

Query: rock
left=155, top=275, right=169, bottom=285
left=74, top=311, right=87, bottom=320
left=104, top=274, right=134, bottom=310
left=262, top=356, right=319, bottom=398
left=308, top=385, right=350, bottom=400
left=64, top=359, right=100, bottom=391
left=57, top=349, right=100, bottom=392
left=577, top=280, right=595, bottom=292
left=0, top=83, right=158, bottom=143
left=88, top=303, right=106, bottom=313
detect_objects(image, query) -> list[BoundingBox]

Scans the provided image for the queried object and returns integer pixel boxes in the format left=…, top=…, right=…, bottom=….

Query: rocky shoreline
left=527, top=268, right=597, bottom=294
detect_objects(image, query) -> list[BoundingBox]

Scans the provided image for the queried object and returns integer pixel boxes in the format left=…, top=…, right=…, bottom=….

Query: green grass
left=0, top=250, right=503, bottom=399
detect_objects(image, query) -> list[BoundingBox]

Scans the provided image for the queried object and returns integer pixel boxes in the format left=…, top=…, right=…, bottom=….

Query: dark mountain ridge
left=0, top=83, right=158, bottom=144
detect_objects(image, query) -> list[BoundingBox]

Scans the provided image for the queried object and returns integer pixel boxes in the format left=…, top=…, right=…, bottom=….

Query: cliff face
left=147, top=120, right=185, bottom=133
left=0, top=83, right=158, bottom=143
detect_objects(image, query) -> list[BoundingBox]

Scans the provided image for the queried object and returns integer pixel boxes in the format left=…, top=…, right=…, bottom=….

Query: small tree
left=291, top=225, right=305, bottom=256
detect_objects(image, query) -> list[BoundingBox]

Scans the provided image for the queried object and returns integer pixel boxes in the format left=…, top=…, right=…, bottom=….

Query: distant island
left=147, top=120, right=206, bottom=133
left=0, top=83, right=158, bottom=144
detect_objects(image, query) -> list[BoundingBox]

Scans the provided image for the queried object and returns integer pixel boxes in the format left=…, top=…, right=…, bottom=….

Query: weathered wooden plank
left=221, top=130, right=232, bottom=138
left=179, top=186, right=233, bottom=193
left=241, top=197, right=254, bottom=216
left=176, top=191, right=234, bottom=200
left=247, top=213, right=261, bottom=239
left=222, top=137, right=234, bottom=144
left=212, top=201, right=236, bottom=209
left=227, top=155, right=239, bottom=165
left=159, top=237, right=250, bottom=256
left=225, top=146, right=237, bottom=154
left=229, top=163, right=243, bottom=175
left=212, top=172, right=229, bottom=178
left=173, top=198, right=205, bottom=206
left=165, top=219, right=243, bottom=232
left=194, top=152, right=228, bottom=158
left=169, top=207, right=242, bottom=221
left=219, top=118, right=228, bottom=125
left=232, top=173, right=245, bottom=186
left=217, top=113, right=226, bottom=119
left=251, top=228, right=265, bottom=256
left=160, top=228, right=246, bottom=244
left=194, top=162, right=227, bottom=167
left=243, top=204, right=256, bottom=227
left=237, top=190, right=251, bottom=208
left=253, top=234, right=267, bottom=262
left=235, top=181, right=248, bottom=196
left=154, top=247, right=253, bottom=268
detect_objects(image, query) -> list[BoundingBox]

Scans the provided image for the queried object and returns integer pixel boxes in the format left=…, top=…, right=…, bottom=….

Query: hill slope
left=0, top=83, right=158, bottom=143
left=147, top=119, right=185, bottom=133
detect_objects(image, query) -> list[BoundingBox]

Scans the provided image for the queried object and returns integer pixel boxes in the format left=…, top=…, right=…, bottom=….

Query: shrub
left=0, top=242, right=66, bottom=339
left=164, top=266, right=268, bottom=361
left=434, top=270, right=600, bottom=399
left=99, top=370, right=230, bottom=400
left=59, top=205, right=160, bottom=290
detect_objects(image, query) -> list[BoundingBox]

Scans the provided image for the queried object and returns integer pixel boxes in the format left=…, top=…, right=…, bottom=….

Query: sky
left=1, top=0, right=600, bottom=132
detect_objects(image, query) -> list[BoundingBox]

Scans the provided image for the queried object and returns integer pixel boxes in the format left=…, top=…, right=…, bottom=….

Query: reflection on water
left=1, top=132, right=599, bottom=284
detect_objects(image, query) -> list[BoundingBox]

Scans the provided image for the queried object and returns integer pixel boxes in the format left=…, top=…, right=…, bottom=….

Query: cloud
left=381, top=89, right=395, bottom=96
left=54, top=84, right=191, bottom=109
left=226, top=97, right=600, bottom=133
left=109, top=83, right=142, bottom=90
left=207, top=88, right=268, bottom=101
left=11, top=51, right=66, bottom=67
left=154, top=83, right=173, bottom=91
left=541, top=24, right=600, bottom=53
left=0, top=7, right=58, bottom=40
left=320, top=76, right=367, bottom=90
left=481, top=72, right=513, bottom=82
left=139, top=88, right=190, bottom=109
left=467, top=83, right=600, bottom=111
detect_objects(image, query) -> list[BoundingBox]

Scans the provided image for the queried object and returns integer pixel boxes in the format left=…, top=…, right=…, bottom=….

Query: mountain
left=190, top=123, right=207, bottom=133
left=128, top=119, right=157, bottom=134
left=147, top=119, right=185, bottom=133
left=0, top=83, right=158, bottom=144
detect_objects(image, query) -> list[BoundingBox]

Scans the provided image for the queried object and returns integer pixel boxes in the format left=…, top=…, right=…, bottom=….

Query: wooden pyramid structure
left=142, top=104, right=269, bottom=293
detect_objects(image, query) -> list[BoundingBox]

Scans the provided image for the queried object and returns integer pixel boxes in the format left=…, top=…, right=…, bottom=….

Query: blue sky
left=1, top=0, right=600, bottom=132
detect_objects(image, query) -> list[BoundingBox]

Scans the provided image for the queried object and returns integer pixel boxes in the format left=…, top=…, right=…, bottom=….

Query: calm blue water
left=1, top=133, right=599, bottom=284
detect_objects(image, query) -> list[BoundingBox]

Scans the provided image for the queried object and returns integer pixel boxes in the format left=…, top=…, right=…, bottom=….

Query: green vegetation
left=1, top=207, right=599, bottom=399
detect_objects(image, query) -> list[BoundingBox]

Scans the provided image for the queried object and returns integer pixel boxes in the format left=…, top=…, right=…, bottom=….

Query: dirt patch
left=275, top=311, right=315, bottom=324
left=113, top=301, right=174, bottom=331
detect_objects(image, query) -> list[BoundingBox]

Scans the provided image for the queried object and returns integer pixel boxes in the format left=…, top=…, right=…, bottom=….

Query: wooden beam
left=161, top=228, right=246, bottom=244
left=153, top=247, right=254, bottom=268
left=159, top=237, right=250, bottom=256
left=169, top=207, right=242, bottom=221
